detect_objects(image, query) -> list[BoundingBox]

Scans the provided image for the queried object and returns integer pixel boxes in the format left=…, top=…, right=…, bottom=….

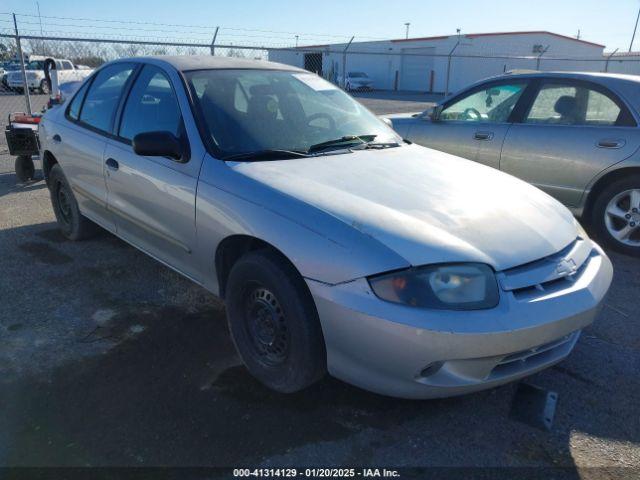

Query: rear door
left=103, top=64, right=201, bottom=280
left=55, top=63, right=136, bottom=230
left=407, top=79, right=530, bottom=169
left=500, top=78, right=640, bottom=207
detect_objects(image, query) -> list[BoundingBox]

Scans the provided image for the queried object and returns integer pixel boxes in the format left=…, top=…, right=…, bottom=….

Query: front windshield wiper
left=351, top=141, right=401, bottom=150
left=306, top=134, right=377, bottom=153
left=222, top=149, right=311, bottom=162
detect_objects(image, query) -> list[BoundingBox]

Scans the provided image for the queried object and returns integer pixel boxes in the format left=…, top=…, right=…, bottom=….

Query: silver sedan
left=388, top=72, right=640, bottom=257
left=38, top=57, right=612, bottom=398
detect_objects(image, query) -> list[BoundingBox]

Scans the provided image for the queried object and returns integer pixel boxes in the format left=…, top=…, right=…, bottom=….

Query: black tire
left=39, top=79, right=50, bottom=95
left=225, top=249, right=326, bottom=393
left=14, top=155, right=35, bottom=183
left=591, top=174, right=640, bottom=257
left=48, top=164, right=98, bottom=241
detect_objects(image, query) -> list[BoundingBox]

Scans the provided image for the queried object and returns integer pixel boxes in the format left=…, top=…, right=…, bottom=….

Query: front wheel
left=15, top=155, right=35, bottom=183
left=225, top=250, right=326, bottom=393
left=591, top=175, right=640, bottom=256
left=48, top=164, right=98, bottom=240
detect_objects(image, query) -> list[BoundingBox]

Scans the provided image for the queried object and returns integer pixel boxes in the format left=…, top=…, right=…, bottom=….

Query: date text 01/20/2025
left=232, top=468, right=401, bottom=477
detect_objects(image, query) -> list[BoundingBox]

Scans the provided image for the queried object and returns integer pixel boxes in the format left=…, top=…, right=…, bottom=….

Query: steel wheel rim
left=56, top=182, right=72, bottom=226
left=243, top=285, right=289, bottom=366
left=605, top=188, right=640, bottom=247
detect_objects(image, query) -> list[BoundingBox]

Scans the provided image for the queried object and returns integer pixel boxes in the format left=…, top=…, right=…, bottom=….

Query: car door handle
left=105, top=158, right=119, bottom=170
left=474, top=131, right=494, bottom=141
left=52, top=134, right=62, bottom=143
left=597, top=139, right=625, bottom=149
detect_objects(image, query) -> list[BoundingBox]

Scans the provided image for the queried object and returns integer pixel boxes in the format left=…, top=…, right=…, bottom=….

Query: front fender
left=194, top=157, right=410, bottom=293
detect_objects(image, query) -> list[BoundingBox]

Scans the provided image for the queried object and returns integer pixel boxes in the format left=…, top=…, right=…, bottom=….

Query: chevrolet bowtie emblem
left=556, top=258, right=577, bottom=276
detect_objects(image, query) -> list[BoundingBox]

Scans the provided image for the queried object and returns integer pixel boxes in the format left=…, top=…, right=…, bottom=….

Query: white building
left=269, top=31, right=606, bottom=93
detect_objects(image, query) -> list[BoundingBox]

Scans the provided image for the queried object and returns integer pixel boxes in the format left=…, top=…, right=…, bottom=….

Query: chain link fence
left=4, top=14, right=640, bottom=154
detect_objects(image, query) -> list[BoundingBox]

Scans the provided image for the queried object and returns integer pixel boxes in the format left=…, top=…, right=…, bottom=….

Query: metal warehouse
left=269, top=31, right=606, bottom=93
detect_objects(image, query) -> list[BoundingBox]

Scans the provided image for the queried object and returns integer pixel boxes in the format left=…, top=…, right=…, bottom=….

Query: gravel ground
left=0, top=92, right=638, bottom=471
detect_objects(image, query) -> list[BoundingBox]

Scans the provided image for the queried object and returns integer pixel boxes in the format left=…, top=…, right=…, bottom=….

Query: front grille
left=498, top=238, right=594, bottom=300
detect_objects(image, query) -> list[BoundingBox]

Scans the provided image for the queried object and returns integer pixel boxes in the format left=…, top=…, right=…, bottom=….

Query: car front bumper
left=307, top=242, right=613, bottom=399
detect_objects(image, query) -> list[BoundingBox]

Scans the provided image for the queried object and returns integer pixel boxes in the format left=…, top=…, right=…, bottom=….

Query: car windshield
left=26, top=61, right=45, bottom=70
left=349, top=72, right=367, bottom=78
left=186, top=69, right=399, bottom=158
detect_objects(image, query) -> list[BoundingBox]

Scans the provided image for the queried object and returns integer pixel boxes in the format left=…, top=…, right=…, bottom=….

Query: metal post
left=630, top=6, right=640, bottom=52
left=210, top=26, right=219, bottom=56
left=535, top=45, right=549, bottom=70
left=13, top=14, right=32, bottom=115
left=605, top=48, right=619, bottom=72
left=445, top=39, right=461, bottom=97
left=342, top=36, right=354, bottom=88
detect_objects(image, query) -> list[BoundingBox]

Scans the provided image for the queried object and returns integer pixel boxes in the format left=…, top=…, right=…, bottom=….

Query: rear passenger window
left=67, top=81, right=90, bottom=121
left=525, top=82, right=631, bottom=126
left=119, top=65, right=182, bottom=141
left=79, top=63, right=134, bottom=133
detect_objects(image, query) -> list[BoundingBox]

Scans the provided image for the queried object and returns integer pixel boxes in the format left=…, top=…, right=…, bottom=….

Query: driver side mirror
left=424, top=105, right=442, bottom=122
left=133, top=131, right=184, bottom=161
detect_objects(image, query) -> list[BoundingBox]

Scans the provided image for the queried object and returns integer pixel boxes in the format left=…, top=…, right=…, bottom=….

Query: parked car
left=6, top=56, right=93, bottom=93
left=387, top=72, right=640, bottom=257
left=339, top=71, right=374, bottom=91
left=39, top=57, right=612, bottom=399
left=1, top=62, right=19, bottom=88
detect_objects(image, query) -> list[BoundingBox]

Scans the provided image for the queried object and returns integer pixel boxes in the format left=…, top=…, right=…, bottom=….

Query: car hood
left=228, top=145, right=577, bottom=272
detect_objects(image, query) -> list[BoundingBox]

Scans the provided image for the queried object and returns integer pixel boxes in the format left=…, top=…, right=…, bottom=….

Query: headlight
left=368, top=263, right=499, bottom=310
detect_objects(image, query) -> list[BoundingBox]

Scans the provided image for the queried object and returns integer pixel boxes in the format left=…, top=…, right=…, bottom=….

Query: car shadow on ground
left=0, top=221, right=638, bottom=468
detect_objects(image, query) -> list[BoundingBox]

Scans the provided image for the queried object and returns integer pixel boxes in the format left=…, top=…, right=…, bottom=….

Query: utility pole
left=36, top=2, right=45, bottom=55
left=404, top=23, right=410, bottom=40
left=295, top=35, right=299, bottom=47
left=630, top=5, right=640, bottom=52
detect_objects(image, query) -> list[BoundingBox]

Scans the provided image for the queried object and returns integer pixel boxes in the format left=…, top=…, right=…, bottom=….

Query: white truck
left=6, top=56, right=93, bottom=94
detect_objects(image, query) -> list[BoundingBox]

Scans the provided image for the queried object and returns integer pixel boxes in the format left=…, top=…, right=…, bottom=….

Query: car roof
left=499, top=70, right=640, bottom=84
left=115, top=55, right=306, bottom=73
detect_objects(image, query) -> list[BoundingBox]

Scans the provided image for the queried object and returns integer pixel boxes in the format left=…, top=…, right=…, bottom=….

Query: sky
left=2, top=0, right=640, bottom=51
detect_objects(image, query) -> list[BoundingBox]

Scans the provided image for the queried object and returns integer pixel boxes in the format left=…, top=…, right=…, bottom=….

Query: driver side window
left=440, top=82, right=527, bottom=123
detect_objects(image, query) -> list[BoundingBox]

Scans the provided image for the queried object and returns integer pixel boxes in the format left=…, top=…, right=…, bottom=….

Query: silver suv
left=39, top=57, right=612, bottom=398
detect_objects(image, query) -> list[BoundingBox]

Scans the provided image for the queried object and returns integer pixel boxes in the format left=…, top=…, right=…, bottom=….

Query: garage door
left=400, top=47, right=435, bottom=92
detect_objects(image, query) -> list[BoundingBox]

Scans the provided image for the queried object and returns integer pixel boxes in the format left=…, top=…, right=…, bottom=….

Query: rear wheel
left=225, top=249, right=326, bottom=393
left=592, top=175, right=640, bottom=256
left=48, top=164, right=98, bottom=240
left=14, top=155, right=35, bottom=183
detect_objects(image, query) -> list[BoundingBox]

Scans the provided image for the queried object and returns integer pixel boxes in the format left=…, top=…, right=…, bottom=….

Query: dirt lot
left=0, top=92, right=639, bottom=472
